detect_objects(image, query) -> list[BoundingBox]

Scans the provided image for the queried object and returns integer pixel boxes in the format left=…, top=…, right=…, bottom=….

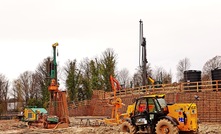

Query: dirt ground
left=0, top=117, right=221, bottom=134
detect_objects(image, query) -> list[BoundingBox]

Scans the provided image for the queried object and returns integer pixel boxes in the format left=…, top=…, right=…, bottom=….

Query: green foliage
left=64, top=48, right=118, bottom=100
left=80, top=77, right=92, bottom=100
left=65, top=60, right=81, bottom=102
left=27, top=98, right=42, bottom=108
left=40, top=80, right=50, bottom=108
left=90, top=59, right=103, bottom=90
left=77, top=58, right=93, bottom=100
left=101, top=48, right=117, bottom=91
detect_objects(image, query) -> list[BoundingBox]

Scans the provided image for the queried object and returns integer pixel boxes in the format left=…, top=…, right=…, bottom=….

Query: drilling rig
left=139, top=20, right=155, bottom=86
left=139, top=19, right=148, bottom=86
left=46, top=43, right=70, bottom=129
left=25, top=43, right=70, bottom=129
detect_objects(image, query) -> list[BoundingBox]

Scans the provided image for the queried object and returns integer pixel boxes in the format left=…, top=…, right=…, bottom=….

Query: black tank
left=184, top=70, right=201, bottom=90
left=211, top=69, right=221, bottom=90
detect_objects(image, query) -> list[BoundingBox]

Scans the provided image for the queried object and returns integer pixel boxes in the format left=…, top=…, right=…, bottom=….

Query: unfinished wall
left=70, top=91, right=221, bottom=122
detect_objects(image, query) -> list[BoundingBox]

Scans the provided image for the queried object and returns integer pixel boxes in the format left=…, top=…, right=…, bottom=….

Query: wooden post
left=125, top=88, right=126, bottom=96
left=216, top=80, right=218, bottom=91
left=162, top=84, right=164, bottom=92
left=196, top=82, right=199, bottom=92
left=180, top=83, right=182, bottom=92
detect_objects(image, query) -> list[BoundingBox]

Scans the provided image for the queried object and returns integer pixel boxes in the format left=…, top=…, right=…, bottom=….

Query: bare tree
left=153, top=66, right=164, bottom=83
left=133, top=72, right=142, bottom=87
left=12, top=71, right=40, bottom=107
left=0, top=74, right=9, bottom=114
left=11, top=79, right=23, bottom=111
left=11, top=57, right=51, bottom=110
left=163, top=70, right=173, bottom=84
left=176, top=58, right=191, bottom=82
left=133, top=63, right=152, bottom=87
left=202, top=56, right=221, bottom=81
left=117, top=68, right=130, bottom=88
left=152, top=67, right=172, bottom=84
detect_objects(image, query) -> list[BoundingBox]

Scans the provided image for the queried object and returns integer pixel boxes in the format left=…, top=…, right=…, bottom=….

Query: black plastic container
left=211, top=69, right=221, bottom=89
left=184, top=70, right=201, bottom=90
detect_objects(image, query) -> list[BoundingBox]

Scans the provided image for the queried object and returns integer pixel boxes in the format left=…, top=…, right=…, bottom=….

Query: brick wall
left=70, top=91, right=221, bottom=122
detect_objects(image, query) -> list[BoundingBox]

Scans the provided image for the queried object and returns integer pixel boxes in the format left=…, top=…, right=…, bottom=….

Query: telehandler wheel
left=120, top=121, right=136, bottom=134
left=155, top=119, right=179, bottom=134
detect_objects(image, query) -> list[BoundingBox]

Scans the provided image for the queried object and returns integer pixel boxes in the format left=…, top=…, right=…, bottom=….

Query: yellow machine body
left=167, top=103, right=198, bottom=132
left=122, top=94, right=198, bottom=132
left=120, top=103, right=135, bottom=119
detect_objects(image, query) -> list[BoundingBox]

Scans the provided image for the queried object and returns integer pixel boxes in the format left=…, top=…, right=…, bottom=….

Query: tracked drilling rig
left=46, top=43, right=70, bottom=128
left=25, top=43, right=69, bottom=129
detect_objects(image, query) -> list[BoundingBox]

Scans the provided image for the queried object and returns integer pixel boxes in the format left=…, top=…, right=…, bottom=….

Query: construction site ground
left=0, top=117, right=221, bottom=134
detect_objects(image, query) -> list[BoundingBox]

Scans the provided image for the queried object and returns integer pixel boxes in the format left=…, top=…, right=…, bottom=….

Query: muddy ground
left=0, top=117, right=220, bottom=134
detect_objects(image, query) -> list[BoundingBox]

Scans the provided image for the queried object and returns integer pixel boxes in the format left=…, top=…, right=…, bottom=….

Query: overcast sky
left=0, top=0, right=221, bottom=85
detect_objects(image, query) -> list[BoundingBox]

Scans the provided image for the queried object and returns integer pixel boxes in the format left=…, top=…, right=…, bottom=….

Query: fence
left=71, top=80, right=221, bottom=122
left=98, top=80, right=221, bottom=99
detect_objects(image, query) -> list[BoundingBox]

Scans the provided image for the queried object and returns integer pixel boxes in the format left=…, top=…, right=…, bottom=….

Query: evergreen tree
left=64, top=60, right=81, bottom=102
left=100, top=48, right=117, bottom=92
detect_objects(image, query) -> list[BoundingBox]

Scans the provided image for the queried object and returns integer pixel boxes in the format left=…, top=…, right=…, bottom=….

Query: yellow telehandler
left=120, top=94, right=199, bottom=134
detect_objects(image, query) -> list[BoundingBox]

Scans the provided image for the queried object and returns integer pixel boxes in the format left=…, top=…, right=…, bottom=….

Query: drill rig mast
left=139, top=20, right=148, bottom=86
